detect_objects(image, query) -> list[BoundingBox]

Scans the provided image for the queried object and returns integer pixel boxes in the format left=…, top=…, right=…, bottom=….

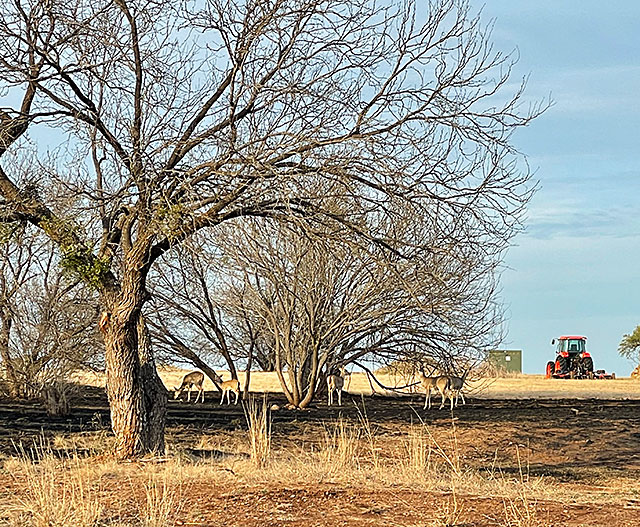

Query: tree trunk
left=288, top=366, right=302, bottom=407
left=137, top=315, right=166, bottom=454
left=298, top=345, right=320, bottom=409
left=221, top=350, right=238, bottom=381
left=243, top=341, right=254, bottom=396
left=0, top=312, right=19, bottom=398
left=101, top=245, right=166, bottom=459
left=273, top=328, right=295, bottom=406
left=103, top=307, right=167, bottom=458
left=103, top=307, right=145, bottom=459
left=207, top=319, right=238, bottom=380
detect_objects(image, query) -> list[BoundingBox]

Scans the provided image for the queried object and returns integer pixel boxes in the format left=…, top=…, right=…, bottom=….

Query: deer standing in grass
left=217, top=376, right=240, bottom=405
left=174, top=371, right=205, bottom=403
left=327, top=367, right=347, bottom=406
left=420, top=373, right=450, bottom=410
left=447, top=369, right=469, bottom=408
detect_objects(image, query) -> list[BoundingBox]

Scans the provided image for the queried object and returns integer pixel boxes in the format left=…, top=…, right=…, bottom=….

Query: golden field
left=76, top=367, right=640, bottom=400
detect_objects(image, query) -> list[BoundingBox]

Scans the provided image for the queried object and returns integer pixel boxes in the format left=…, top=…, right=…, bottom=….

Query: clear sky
left=470, top=1, right=640, bottom=375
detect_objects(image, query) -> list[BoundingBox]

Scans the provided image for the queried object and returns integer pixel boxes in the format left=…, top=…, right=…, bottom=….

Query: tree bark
left=101, top=243, right=166, bottom=459
left=138, top=314, right=167, bottom=454
left=243, top=340, right=254, bottom=396
left=298, top=344, right=320, bottom=408
left=103, top=306, right=145, bottom=459
left=0, top=312, right=19, bottom=397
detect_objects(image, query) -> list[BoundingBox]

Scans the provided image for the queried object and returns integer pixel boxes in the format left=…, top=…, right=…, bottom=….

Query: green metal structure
left=488, top=349, right=522, bottom=374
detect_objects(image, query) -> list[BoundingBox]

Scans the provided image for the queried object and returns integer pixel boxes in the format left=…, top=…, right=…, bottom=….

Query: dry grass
left=493, top=446, right=541, bottom=527
left=431, top=490, right=465, bottom=527
left=4, top=371, right=640, bottom=526
left=243, top=394, right=271, bottom=468
left=1, top=423, right=637, bottom=527
left=4, top=448, right=103, bottom=527
left=0, top=442, right=193, bottom=527
left=139, top=469, right=185, bottom=527
left=320, top=418, right=359, bottom=475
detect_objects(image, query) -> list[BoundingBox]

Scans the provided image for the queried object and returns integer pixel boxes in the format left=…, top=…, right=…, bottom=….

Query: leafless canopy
left=1, top=0, right=540, bottom=256
left=0, top=0, right=544, bottom=455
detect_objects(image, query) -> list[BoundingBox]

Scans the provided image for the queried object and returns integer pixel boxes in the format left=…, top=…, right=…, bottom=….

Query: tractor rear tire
left=582, top=356, right=594, bottom=374
left=545, top=361, right=555, bottom=378
left=556, top=355, right=568, bottom=373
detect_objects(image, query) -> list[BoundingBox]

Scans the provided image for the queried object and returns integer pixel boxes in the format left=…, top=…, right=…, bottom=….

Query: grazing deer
left=174, top=371, right=205, bottom=403
left=420, top=373, right=450, bottom=410
left=327, top=366, right=347, bottom=406
left=218, top=377, right=240, bottom=405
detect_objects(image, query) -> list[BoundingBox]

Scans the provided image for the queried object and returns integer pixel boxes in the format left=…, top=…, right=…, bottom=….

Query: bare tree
left=0, top=0, right=544, bottom=456
left=226, top=220, right=388, bottom=408
left=217, top=206, right=504, bottom=408
left=147, top=239, right=279, bottom=396
left=0, top=225, right=101, bottom=400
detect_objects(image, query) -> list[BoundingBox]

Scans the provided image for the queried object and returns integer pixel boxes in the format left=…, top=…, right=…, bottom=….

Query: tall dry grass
left=243, top=395, right=271, bottom=468
left=320, top=418, right=359, bottom=475
left=354, top=400, right=380, bottom=470
left=1, top=411, right=634, bottom=527
left=5, top=447, right=103, bottom=527
left=2, top=442, right=190, bottom=527
left=493, top=445, right=542, bottom=527
left=138, top=470, right=185, bottom=527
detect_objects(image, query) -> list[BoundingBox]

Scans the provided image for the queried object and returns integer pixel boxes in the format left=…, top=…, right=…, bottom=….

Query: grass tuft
left=7, top=445, right=102, bottom=527
left=138, top=470, right=184, bottom=527
left=320, top=418, right=359, bottom=475
left=243, top=394, right=271, bottom=468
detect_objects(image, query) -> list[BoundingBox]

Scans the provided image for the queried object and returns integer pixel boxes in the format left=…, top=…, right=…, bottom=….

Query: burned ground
left=1, top=387, right=640, bottom=526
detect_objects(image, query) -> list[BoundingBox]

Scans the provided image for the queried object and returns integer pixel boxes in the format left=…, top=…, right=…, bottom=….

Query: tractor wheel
left=545, top=361, right=555, bottom=378
left=556, top=355, right=568, bottom=373
left=582, top=356, right=594, bottom=374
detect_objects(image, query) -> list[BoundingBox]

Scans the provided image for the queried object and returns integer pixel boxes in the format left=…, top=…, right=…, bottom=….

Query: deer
left=174, top=371, right=205, bottom=403
left=446, top=368, right=470, bottom=408
left=327, top=366, right=347, bottom=406
left=420, top=373, right=451, bottom=410
left=217, top=376, right=240, bottom=405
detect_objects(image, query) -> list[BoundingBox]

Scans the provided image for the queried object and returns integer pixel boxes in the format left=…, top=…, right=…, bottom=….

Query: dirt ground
left=1, top=386, right=640, bottom=526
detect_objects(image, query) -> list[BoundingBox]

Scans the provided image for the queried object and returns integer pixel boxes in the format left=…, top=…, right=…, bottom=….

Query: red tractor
left=545, top=335, right=595, bottom=379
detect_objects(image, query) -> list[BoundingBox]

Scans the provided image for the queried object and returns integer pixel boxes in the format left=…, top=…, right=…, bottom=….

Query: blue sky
left=471, top=1, right=640, bottom=374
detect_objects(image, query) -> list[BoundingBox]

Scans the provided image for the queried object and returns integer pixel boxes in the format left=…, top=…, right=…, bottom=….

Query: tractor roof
left=558, top=335, right=587, bottom=340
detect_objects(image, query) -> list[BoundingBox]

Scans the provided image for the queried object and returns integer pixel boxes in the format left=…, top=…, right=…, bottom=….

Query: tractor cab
left=554, top=336, right=588, bottom=356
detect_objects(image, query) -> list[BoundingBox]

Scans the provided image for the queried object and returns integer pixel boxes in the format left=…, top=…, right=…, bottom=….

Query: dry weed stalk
left=408, top=410, right=462, bottom=478
left=500, top=445, right=542, bottom=527
left=402, top=425, right=433, bottom=474
left=432, top=485, right=465, bottom=527
left=244, top=395, right=271, bottom=468
left=354, top=399, right=380, bottom=469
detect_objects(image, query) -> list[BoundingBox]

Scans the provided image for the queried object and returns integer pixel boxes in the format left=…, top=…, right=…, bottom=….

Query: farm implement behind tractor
left=545, top=335, right=615, bottom=379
